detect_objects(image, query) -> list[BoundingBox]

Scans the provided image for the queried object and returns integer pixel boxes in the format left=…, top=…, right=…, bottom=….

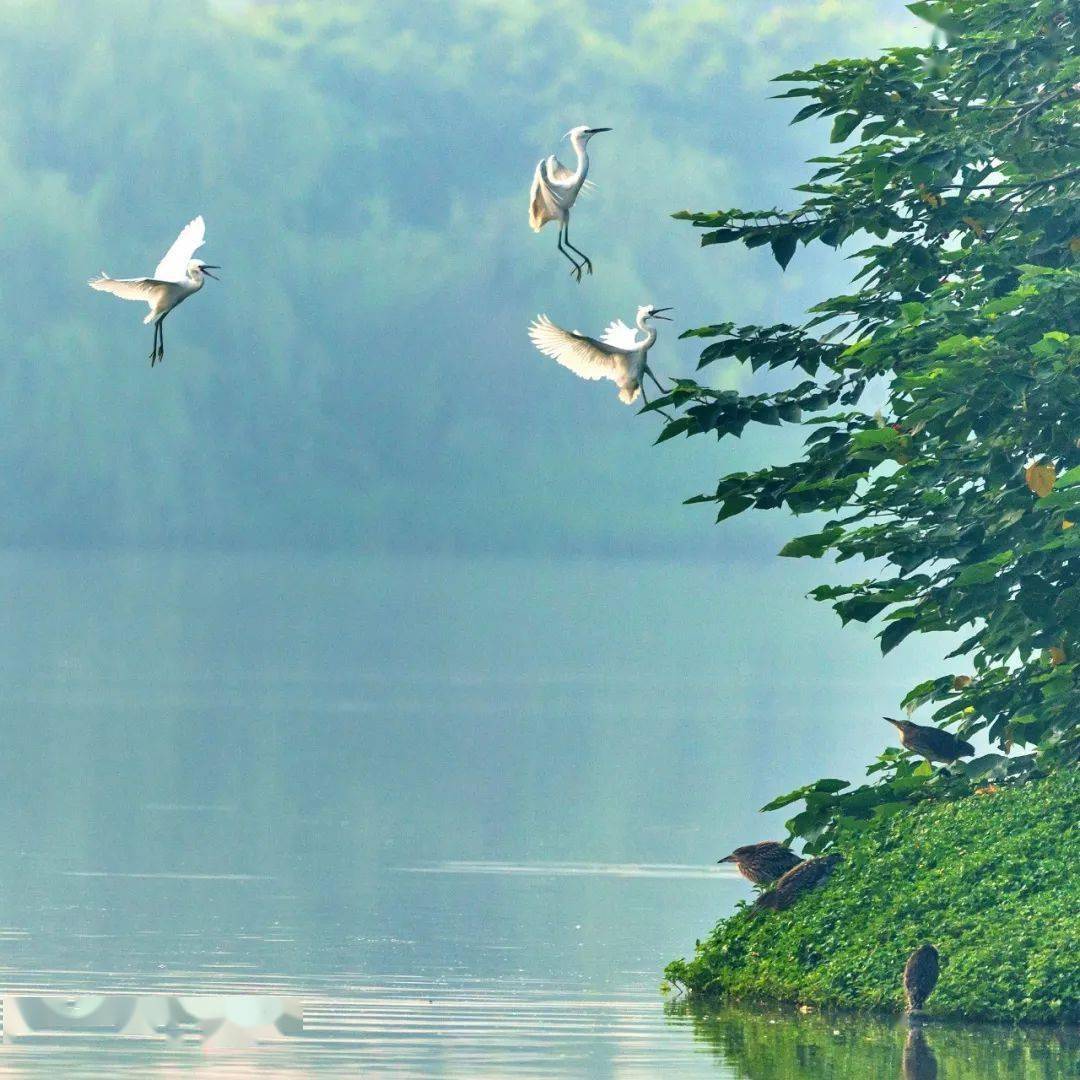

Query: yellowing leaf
left=1025, top=462, right=1056, bottom=497
left=952, top=675, right=972, bottom=690
left=1070, top=237, right=1080, bottom=254
left=962, top=216, right=987, bottom=238
left=1048, top=646, right=1066, bottom=666
left=917, top=185, right=943, bottom=208
left=1063, top=519, right=1075, bottom=530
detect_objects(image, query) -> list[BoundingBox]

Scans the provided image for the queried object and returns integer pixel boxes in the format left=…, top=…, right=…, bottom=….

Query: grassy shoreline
left=665, top=770, right=1080, bottom=1024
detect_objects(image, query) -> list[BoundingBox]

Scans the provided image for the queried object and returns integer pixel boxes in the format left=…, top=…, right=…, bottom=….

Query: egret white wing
left=548, top=161, right=595, bottom=194
left=545, top=156, right=575, bottom=185
left=529, top=162, right=557, bottom=231
left=530, top=158, right=576, bottom=230
left=528, top=315, right=620, bottom=382
left=600, top=318, right=643, bottom=351
left=88, top=275, right=170, bottom=303
left=153, top=215, right=205, bottom=281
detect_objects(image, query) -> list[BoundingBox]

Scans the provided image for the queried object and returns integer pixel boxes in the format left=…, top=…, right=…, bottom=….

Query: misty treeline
left=0, top=0, right=906, bottom=552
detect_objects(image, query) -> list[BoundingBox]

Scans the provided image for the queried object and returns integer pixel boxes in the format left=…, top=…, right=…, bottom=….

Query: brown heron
left=884, top=717, right=974, bottom=766
left=754, top=853, right=841, bottom=912
left=904, top=944, right=940, bottom=1012
left=718, top=842, right=803, bottom=886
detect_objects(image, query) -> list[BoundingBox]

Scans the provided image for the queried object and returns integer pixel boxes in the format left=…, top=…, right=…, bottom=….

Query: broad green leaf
left=829, top=111, right=862, bottom=143
left=900, top=302, right=926, bottom=325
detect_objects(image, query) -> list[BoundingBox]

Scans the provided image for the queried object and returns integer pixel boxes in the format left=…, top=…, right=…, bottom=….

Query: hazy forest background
left=0, top=0, right=920, bottom=554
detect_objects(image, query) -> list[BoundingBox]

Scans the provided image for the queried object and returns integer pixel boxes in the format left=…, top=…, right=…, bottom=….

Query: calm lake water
left=0, top=552, right=1073, bottom=1076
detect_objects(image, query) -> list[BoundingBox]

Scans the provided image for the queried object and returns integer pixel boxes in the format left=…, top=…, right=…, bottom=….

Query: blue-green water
left=0, top=553, right=1072, bottom=1076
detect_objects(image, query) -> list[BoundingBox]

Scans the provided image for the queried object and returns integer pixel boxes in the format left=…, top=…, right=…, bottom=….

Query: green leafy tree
left=650, top=0, right=1080, bottom=849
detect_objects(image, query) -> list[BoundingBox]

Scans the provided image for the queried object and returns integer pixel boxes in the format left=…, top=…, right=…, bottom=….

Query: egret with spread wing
left=529, top=125, right=610, bottom=280
left=89, top=215, right=219, bottom=366
left=528, top=305, right=671, bottom=404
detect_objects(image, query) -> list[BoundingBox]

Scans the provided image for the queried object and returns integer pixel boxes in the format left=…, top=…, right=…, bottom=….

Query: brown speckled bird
left=904, top=944, right=940, bottom=1012
left=754, top=853, right=841, bottom=912
left=718, top=842, right=803, bottom=885
left=885, top=717, right=975, bottom=765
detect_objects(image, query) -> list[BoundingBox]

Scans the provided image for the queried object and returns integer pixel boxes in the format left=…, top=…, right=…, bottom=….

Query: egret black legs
left=645, top=365, right=668, bottom=394
left=150, top=317, right=166, bottom=366
left=556, top=226, right=584, bottom=280
left=562, top=222, right=593, bottom=278
left=639, top=381, right=673, bottom=420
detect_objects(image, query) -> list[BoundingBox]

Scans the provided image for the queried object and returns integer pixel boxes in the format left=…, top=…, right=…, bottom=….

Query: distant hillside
left=0, top=0, right=917, bottom=552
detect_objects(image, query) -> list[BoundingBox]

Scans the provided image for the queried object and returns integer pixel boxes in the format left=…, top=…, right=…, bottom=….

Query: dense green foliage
left=666, top=770, right=1080, bottom=1023
left=651, top=0, right=1080, bottom=846
left=0, top=0, right=909, bottom=553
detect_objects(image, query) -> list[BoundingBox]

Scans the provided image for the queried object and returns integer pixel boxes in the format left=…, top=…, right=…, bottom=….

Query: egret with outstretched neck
left=528, top=304, right=671, bottom=404
left=529, top=125, right=611, bottom=280
left=89, top=215, right=219, bottom=366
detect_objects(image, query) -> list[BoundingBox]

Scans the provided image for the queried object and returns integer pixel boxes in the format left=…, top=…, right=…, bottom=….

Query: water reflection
left=399, top=860, right=741, bottom=880
left=0, top=554, right=1073, bottom=1076
left=3, top=993, right=301, bottom=1048
left=672, top=1000, right=1080, bottom=1079
left=903, top=1024, right=937, bottom=1080
left=0, top=990, right=1073, bottom=1077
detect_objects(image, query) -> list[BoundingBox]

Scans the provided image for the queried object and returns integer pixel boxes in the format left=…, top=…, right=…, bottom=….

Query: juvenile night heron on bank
left=904, top=944, right=940, bottom=1013
left=718, top=842, right=803, bottom=886
left=884, top=717, right=975, bottom=766
left=89, top=215, right=219, bottom=366
left=754, top=854, right=841, bottom=912
left=529, top=125, right=611, bottom=280
left=528, top=305, right=671, bottom=404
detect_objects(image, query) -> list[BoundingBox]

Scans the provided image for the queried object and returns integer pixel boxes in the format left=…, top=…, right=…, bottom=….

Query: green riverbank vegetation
left=666, top=769, right=1079, bottom=1023
left=654, top=0, right=1080, bottom=1020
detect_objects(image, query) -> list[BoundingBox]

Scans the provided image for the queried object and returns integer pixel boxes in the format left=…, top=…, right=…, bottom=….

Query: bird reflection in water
left=903, top=1022, right=938, bottom=1080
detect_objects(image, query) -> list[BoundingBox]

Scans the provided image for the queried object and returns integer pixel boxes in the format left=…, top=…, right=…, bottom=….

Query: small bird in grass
left=718, top=842, right=803, bottom=886
left=754, top=853, right=841, bottom=912
left=904, top=944, right=940, bottom=1013
left=528, top=305, right=671, bottom=404
left=89, top=215, right=219, bottom=366
left=884, top=717, right=975, bottom=767
left=529, top=125, right=611, bottom=280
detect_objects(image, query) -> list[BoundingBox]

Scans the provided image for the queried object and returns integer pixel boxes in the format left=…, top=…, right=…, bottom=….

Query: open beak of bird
left=201, top=265, right=221, bottom=280
left=651, top=307, right=674, bottom=321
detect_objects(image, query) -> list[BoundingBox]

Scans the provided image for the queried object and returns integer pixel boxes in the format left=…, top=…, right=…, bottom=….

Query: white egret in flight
left=528, top=305, right=672, bottom=404
left=89, top=215, right=219, bottom=366
left=529, top=125, right=611, bottom=280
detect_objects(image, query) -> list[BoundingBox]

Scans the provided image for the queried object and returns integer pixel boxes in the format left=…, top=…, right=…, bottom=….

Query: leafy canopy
left=651, top=0, right=1080, bottom=849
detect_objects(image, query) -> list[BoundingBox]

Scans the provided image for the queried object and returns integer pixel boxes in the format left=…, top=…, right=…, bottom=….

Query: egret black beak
left=651, top=306, right=674, bottom=320
left=201, top=265, right=220, bottom=279
left=587, top=127, right=613, bottom=135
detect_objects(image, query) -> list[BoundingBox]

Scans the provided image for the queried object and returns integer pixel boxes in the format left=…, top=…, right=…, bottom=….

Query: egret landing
left=89, top=215, right=219, bottom=367
left=529, top=125, right=610, bottom=281
left=528, top=305, right=671, bottom=404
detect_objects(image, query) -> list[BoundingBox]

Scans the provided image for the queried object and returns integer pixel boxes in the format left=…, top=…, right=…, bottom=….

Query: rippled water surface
left=0, top=553, right=1073, bottom=1076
